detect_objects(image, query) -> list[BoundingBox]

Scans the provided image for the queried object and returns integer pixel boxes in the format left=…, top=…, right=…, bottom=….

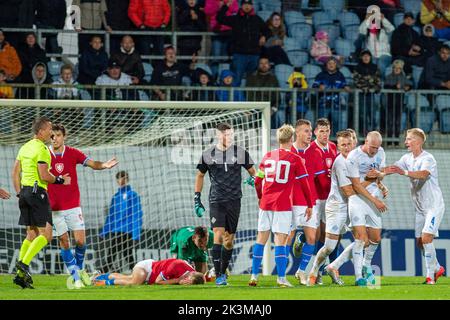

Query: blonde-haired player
left=385, top=128, right=445, bottom=284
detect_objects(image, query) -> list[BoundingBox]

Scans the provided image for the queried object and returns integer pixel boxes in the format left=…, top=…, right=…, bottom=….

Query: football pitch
left=0, top=275, right=449, bottom=300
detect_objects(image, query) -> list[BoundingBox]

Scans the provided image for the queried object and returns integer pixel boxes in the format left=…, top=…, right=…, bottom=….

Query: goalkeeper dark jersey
left=170, top=226, right=214, bottom=263
left=197, top=144, right=254, bottom=203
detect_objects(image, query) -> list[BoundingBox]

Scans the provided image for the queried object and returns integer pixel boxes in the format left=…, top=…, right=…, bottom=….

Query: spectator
left=73, top=0, right=110, bottom=54
left=35, top=0, right=67, bottom=54
left=0, top=69, right=13, bottom=133
left=78, top=35, right=109, bottom=85
left=17, top=62, right=52, bottom=99
left=312, top=57, right=351, bottom=134
left=52, top=64, right=80, bottom=100
left=348, top=0, right=402, bottom=24
left=0, top=30, right=22, bottom=82
left=215, top=69, right=245, bottom=101
left=150, top=45, right=194, bottom=100
left=263, top=12, right=291, bottom=66
left=95, top=59, right=134, bottom=100
left=310, top=31, right=344, bottom=65
left=420, top=44, right=450, bottom=89
left=286, top=71, right=312, bottom=122
left=105, top=0, right=134, bottom=54
left=390, top=12, right=422, bottom=75
left=245, top=56, right=279, bottom=118
left=359, top=6, right=395, bottom=73
left=421, top=0, right=450, bottom=40
left=100, top=170, right=143, bottom=272
left=128, top=0, right=171, bottom=56
left=17, top=33, right=48, bottom=84
left=217, top=0, right=270, bottom=85
left=419, top=24, right=442, bottom=64
left=191, top=68, right=215, bottom=101
left=353, top=50, right=382, bottom=133
left=111, top=35, right=145, bottom=84
left=382, top=59, right=412, bottom=144
left=177, top=0, right=207, bottom=64
left=204, top=0, right=239, bottom=78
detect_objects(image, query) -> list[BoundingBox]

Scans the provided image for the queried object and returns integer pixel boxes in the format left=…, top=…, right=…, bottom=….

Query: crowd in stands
left=1, top=0, right=450, bottom=136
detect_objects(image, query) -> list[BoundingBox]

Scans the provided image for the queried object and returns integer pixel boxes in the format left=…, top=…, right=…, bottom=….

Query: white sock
left=352, top=240, right=365, bottom=279
left=311, top=238, right=338, bottom=276
left=435, top=261, right=441, bottom=272
left=363, top=241, right=379, bottom=267
left=329, top=242, right=354, bottom=270
left=423, top=243, right=437, bottom=279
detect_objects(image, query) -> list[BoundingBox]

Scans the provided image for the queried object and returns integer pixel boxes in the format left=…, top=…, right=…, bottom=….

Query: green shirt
left=170, top=226, right=214, bottom=263
left=16, top=139, right=51, bottom=190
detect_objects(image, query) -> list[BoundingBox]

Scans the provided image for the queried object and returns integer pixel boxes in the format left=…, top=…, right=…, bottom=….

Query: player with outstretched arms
left=248, top=124, right=313, bottom=287
left=385, top=128, right=445, bottom=284
left=48, top=124, right=118, bottom=288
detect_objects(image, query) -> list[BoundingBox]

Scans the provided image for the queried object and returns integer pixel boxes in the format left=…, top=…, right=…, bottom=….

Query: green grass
left=0, top=275, right=449, bottom=300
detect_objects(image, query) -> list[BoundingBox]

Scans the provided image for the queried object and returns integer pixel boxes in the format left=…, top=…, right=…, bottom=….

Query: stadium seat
left=338, top=11, right=360, bottom=29
left=435, top=95, right=450, bottom=133
left=403, top=0, right=421, bottom=17
left=343, top=25, right=360, bottom=42
left=312, top=11, right=334, bottom=28
left=393, top=13, right=405, bottom=28
left=47, top=61, right=64, bottom=80
left=315, top=24, right=340, bottom=48
left=384, top=65, right=392, bottom=80
left=302, top=63, right=322, bottom=84
left=406, top=93, right=434, bottom=133
left=284, top=37, right=304, bottom=51
left=194, top=63, right=213, bottom=77
left=257, top=10, right=272, bottom=23
left=339, top=66, right=353, bottom=86
left=288, top=23, right=313, bottom=41
left=287, top=50, right=309, bottom=68
left=259, top=0, right=281, bottom=13
left=143, top=62, right=153, bottom=82
left=320, top=0, right=345, bottom=12
left=275, top=64, right=294, bottom=89
left=334, top=38, right=356, bottom=60
left=284, top=10, right=306, bottom=26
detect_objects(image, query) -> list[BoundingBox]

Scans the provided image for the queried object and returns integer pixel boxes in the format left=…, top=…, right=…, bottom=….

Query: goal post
left=0, top=99, right=272, bottom=276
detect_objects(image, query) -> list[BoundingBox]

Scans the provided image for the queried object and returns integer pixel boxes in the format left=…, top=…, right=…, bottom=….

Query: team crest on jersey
left=55, top=163, right=64, bottom=173
left=326, top=158, right=333, bottom=168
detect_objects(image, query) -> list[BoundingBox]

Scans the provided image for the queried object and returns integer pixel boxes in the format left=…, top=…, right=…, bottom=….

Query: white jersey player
left=385, top=128, right=445, bottom=284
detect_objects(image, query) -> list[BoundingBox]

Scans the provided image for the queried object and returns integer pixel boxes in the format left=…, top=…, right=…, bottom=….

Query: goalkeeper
left=194, top=122, right=256, bottom=286
left=170, top=226, right=214, bottom=273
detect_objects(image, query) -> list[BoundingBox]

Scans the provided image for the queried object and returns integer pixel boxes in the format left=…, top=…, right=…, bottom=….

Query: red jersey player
left=249, top=125, right=312, bottom=288
left=48, top=124, right=118, bottom=288
left=92, top=258, right=205, bottom=286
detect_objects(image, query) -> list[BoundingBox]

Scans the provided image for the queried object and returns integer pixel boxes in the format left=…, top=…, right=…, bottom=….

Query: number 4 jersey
left=255, top=148, right=312, bottom=212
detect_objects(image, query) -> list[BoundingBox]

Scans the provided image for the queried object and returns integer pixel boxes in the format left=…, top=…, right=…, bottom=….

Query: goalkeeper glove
left=244, top=176, right=255, bottom=188
left=194, top=192, right=205, bottom=217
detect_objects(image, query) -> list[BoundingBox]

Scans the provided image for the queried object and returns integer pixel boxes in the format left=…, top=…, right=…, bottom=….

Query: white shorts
left=258, top=209, right=293, bottom=235
left=52, top=207, right=85, bottom=237
left=316, top=200, right=327, bottom=223
left=348, top=195, right=382, bottom=229
left=292, top=205, right=319, bottom=230
left=325, top=202, right=348, bottom=235
left=134, top=259, right=154, bottom=283
left=415, top=205, right=445, bottom=238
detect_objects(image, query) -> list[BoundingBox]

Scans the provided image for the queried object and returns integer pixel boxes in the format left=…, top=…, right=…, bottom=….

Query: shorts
left=316, top=200, right=327, bottom=223
left=348, top=195, right=382, bottom=229
left=292, top=205, right=319, bottom=230
left=18, top=186, right=52, bottom=228
left=257, top=209, right=293, bottom=235
left=415, top=205, right=445, bottom=238
left=324, top=201, right=348, bottom=235
left=209, top=199, right=241, bottom=234
left=134, top=259, right=154, bottom=283
left=52, top=207, right=85, bottom=237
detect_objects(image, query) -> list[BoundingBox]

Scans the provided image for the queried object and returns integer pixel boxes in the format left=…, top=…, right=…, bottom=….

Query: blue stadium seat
left=257, top=10, right=272, bottom=23
left=393, top=12, right=405, bottom=28
left=284, top=10, right=306, bottom=26
left=287, top=50, right=309, bottom=68
left=384, top=65, right=392, bottom=80
left=312, top=11, right=334, bottom=27
left=275, top=64, right=294, bottom=89
left=339, top=66, right=353, bottom=86
left=315, top=24, right=340, bottom=48
left=47, top=61, right=64, bottom=79
left=334, top=38, right=355, bottom=60
left=338, top=11, right=360, bottom=29
left=435, top=95, right=450, bottom=133
left=284, top=37, right=304, bottom=51
left=194, top=63, right=213, bottom=76
left=343, top=24, right=360, bottom=42
left=302, top=64, right=322, bottom=84
left=406, top=93, right=434, bottom=133
left=143, top=62, right=153, bottom=82
left=403, top=0, right=421, bottom=17
left=288, top=22, right=313, bottom=41
left=260, top=0, right=281, bottom=13
left=320, top=0, right=345, bottom=12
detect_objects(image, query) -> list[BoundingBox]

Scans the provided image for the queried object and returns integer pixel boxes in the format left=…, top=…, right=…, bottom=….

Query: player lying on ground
left=385, top=128, right=445, bottom=285
left=92, top=258, right=205, bottom=286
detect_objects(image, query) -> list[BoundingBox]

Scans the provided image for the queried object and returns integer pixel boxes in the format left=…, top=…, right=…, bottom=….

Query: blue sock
left=274, top=246, right=287, bottom=278
left=298, top=243, right=315, bottom=272
left=329, top=242, right=341, bottom=263
left=315, top=241, right=324, bottom=255
left=95, top=273, right=110, bottom=280
left=75, top=245, right=86, bottom=270
left=61, top=248, right=80, bottom=280
left=285, top=245, right=291, bottom=265
left=105, top=278, right=115, bottom=286
left=251, top=243, right=265, bottom=276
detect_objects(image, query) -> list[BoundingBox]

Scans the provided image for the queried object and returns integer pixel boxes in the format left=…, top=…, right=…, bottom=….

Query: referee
left=194, top=123, right=256, bottom=286
left=12, top=117, right=71, bottom=289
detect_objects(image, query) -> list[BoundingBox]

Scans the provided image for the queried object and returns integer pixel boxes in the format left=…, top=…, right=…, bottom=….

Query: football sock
left=298, top=243, right=315, bottom=272
left=61, top=248, right=80, bottom=281
left=285, top=245, right=291, bottom=265
left=329, top=240, right=341, bottom=263
left=363, top=241, right=379, bottom=268
left=75, top=245, right=86, bottom=270
left=352, top=240, right=365, bottom=280
left=423, top=243, right=437, bottom=279
left=22, top=235, right=48, bottom=266
left=330, top=242, right=353, bottom=270
left=274, top=246, right=287, bottom=278
left=95, top=273, right=110, bottom=281
left=17, top=239, right=31, bottom=276
left=251, top=243, right=265, bottom=277
left=221, top=247, right=233, bottom=275
left=311, top=238, right=337, bottom=276
left=212, top=244, right=222, bottom=277
left=105, top=278, right=115, bottom=286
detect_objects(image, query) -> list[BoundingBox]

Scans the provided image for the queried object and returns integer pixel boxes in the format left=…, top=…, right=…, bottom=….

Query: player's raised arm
left=85, top=156, right=119, bottom=170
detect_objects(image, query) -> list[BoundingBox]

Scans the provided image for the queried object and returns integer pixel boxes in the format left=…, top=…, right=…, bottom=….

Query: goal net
left=0, top=99, right=270, bottom=276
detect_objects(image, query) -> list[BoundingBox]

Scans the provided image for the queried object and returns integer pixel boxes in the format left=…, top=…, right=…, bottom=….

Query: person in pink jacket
left=310, top=31, right=344, bottom=65
left=204, top=0, right=238, bottom=77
